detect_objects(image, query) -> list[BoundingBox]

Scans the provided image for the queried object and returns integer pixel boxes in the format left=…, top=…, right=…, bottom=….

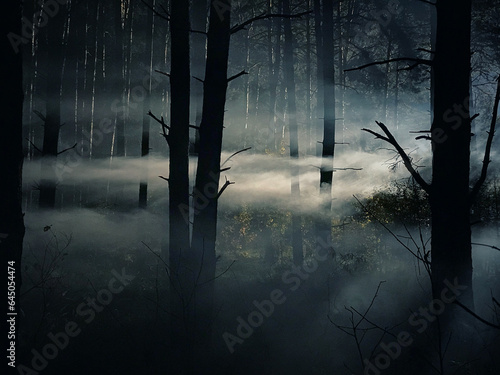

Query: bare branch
left=362, top=122, right=431, bottom=193
left=472, top=242, right=500, bottom=252
left=26, top=138, right=43, bottom=154
left=193, top=76, right=204, bottom=84
left=454, top=299, right=500, bottom=329
left=141, top=0, right=170, bottom=21
left=57, top=143, right=77, bottom=155
left=227, top=70, right=248, bottom=83
left=231, top=11, right=312, bottom=34
left=33, top=110, right=46, bottom=122
left=470, top=76, right=500, bottom=202
left=148, top=111, right=170, bottom=145
left=345, top=58, right=431, bottom=72
left=221, top=147, right=252, bottom=167
left=154, top=69, right=171, bottom=78
left=158, top=176, right=169, bottom=183
left=217, top=176, right=235, bottom=199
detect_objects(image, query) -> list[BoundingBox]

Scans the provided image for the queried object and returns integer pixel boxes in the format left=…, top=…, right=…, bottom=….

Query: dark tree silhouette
left=38, top=4, right=67, bottom=208
left=283, top=0, right=303, bottom=265
left=190, top=0, right=232, bottom=365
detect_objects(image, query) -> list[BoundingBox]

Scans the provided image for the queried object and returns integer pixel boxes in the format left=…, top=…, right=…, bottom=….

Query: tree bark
left=166, top=0, right=192, bottom=370
left=317, top=0, right=335, bottom=251
left=139, top=0, right=155, bottom=208
left=190, top=0, right=232, bottom=367
left=39, top=4, right=67, bottom=208
left=283, top=0, right=303, bottom=265
left=430, top=0, right=473, bottom=311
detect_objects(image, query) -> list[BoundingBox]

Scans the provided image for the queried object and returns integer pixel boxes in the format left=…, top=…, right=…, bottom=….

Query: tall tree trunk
left=139, top=0, right=155, bottom=208
left=190, top=0, right=208, bottom=155
left=166, top=0, right=192, bottom=371
left=191, top=0, right=232, bottom=367
left=313, top=0, right=323, bottom=157
left=1, top=3, right=25, bottom=373
left=283, top=0, right=303, bottom=265
left=39, top=4, right=66, bottom=208
left=430, top=0, right=473, bottom=314
left=317, top=0, right=335, bottom=250
left=114, top=0, right=126, bottom=157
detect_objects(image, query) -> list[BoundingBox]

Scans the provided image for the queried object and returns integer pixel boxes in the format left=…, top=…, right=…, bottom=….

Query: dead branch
left=26, top=138, right=43, bottom=154
left=148, top=111, right=170, bottom=145
left=231, top=11, right=312, bottom=34
left=154, top=69, right=171, bottom=78
left=363, top=122, right=431, bottom=193
left=33, top=109, right=46, bottom=122
left=470, top=76, right=500, bottom=202
left=227, top=70, right=248, bottom=83
left=216, top=176, right=235, bottom=199
left=221, top=147, right=252, bottom=167
left=158, top=176, right=169, bottom=183
left=454, top=299, right=500, bottom=329
left=141, top=0, right=170, bottom=21
left=57, top=143, right=77, bottom=155
left=345, top=58, right=431, bottom=72
left=471, top=242, right=500, bottom=252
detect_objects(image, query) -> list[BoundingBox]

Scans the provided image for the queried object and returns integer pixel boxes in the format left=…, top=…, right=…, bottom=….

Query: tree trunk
left=166, top=0, right=192, bottom=371
left=139, top=1, right=155, bottom=208
left=313, top=0, right=323, bottom=158
left=190, top=0, right=232, bottom=368
left=190, top=0, right=208, bottom=156
left=114, top=0, right=126, bottom=157
left=283, top=0, right=303, bottom=265
left=317, top=0, right=335, bottom=250
left=39, top=4, right=66, bottom=208
left=430, top=0, right=473, bottom=313
left=1, top=3, right=25, bottom=373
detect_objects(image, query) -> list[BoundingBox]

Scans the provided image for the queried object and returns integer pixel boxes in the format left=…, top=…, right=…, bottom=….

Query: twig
left=362, top=122, right=431, bottom=193
left=216, top=176, right=235, bottom=199
left=228, top=70, right=248, bottom=83
left=221, top=147, right=252, bottom=167
left=471, top=242, right=500, bottom=252
left=57, top=143, right=77, bottom=155
left=345, top=58, right=431, bottom=72
left=453, top=299, right=500, bottom=329
left=231, top=11, right=312, bottom=34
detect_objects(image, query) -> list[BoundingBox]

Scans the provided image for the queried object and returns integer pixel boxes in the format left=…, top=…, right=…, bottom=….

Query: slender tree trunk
left=114, top=0, right=126, bottom=157
left=430, top=0, right=473, bottom=313
left=190, top=0, right=208, bottom=155
left=139, top=1, right=155, bottom=208
left=283, top=0, right=303, bottom=265
left=317, top=0, right=335, bottom=251
left=166, top=0, right=192, bottom=371
left=313, top=0, right=323, bottom=157
left=1, top=3, right=25, bottom=373
left=39, top=4, right=66, bottom=208
left=191, top=0, right=232, bottom=367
